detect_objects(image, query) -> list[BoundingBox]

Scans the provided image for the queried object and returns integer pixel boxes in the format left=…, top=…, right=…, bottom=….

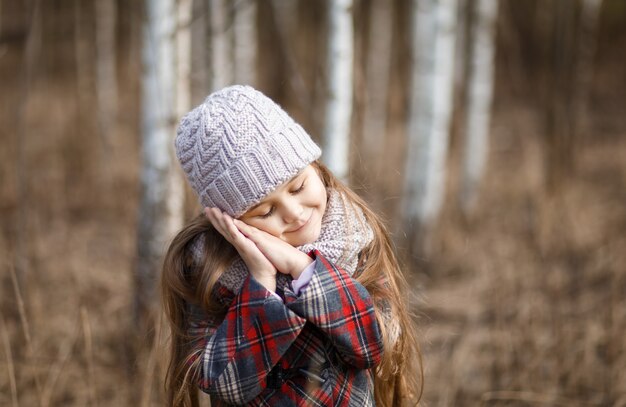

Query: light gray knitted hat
left=175, top=85, right=322, bottom=217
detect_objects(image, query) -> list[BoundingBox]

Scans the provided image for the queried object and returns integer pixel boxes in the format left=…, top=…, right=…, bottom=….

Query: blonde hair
left=161, top=161, right=423, bottom=406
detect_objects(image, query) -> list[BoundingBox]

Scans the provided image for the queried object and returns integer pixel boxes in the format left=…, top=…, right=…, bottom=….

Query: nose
left=281, top=197, right=304, bottom=224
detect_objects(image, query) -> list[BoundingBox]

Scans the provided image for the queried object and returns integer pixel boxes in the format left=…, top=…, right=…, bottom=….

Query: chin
left=289, top=228, right=321, bottom=247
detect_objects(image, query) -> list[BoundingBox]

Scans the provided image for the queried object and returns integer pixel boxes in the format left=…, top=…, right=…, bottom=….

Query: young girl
left=162, top=85, right=422, bottom=406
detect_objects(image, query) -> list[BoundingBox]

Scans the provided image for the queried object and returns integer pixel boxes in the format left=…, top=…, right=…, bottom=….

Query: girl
left=162, top=85, right=422, bottom=406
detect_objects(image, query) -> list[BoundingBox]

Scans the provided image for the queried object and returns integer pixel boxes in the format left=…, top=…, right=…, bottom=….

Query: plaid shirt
left=188, top=250, right=383, bottom=406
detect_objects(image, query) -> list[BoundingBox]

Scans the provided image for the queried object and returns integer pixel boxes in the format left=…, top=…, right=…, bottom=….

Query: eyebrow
left=245, top=170, right=305, bottom=212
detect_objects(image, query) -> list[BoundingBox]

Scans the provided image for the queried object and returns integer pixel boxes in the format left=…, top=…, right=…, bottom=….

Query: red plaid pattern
left=187, top=250, right=383, bottom=406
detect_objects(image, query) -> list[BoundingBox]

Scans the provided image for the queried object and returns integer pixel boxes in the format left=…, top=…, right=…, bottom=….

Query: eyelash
left=291, top=181, right=305, bottom=195
left=259, top=207, right=275, bottom=219
left=258, top=181, right=305, bottom=219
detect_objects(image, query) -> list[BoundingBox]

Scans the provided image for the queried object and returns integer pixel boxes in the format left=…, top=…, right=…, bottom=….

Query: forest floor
left=414, top=103, right=626, bottom=406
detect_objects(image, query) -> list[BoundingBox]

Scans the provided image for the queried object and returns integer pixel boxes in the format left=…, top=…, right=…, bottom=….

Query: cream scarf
left=190, top=189, right=374, bottom=297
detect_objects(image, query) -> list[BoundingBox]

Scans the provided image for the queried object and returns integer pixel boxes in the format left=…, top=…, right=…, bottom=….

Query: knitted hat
left=175, top=85, right=322, bottom=217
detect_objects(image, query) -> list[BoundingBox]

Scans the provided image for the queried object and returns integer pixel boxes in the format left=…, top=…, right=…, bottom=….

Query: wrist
left=289, top=252, right=313, bottom=280
left=250, top=270, right=277, bottom=293
left=255, top=275, right=277, bottom=293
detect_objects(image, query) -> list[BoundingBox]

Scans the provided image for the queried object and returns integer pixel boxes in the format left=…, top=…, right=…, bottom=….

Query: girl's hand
left=233, top=219, right=313, bottom=279
left=204, top=208, right=277, bottom=292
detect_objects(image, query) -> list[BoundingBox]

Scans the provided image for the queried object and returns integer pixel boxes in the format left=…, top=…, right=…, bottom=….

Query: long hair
left=161, top=215, right=236, bottom=406
left=161, top=160, right=423, bottom=406
left=314, top=162, right=423, bottom=406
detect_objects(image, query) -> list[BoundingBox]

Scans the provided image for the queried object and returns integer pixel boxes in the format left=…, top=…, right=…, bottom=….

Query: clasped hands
left=204, top=208, right=313, bottom=293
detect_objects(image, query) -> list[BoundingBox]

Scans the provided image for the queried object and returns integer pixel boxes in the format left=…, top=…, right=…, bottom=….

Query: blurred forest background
left=1, top=0, right=625, bottom=406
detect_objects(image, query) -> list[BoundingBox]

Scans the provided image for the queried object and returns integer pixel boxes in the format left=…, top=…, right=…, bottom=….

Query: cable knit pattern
left=189, top=189, right=374, bottom=299
left=175, top=85, right=321, bottom=217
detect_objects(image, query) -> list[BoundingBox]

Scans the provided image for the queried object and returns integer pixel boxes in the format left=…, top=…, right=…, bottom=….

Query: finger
left=205, top=208, right=238, bottom=243
left=233, top=219, right=253, bottom=236
left=208, top=209, right=227, bottom=234
left=204, top=207, right=221, bottom=228
left=234, top=221, right=267, bottom=246
left=217, top=213, right=242, bottom=243
left=204, top=208, right=220, bottom=230
left=222, top=215, right=247, bottom=243
left=213, top=209, right=235, bottom=237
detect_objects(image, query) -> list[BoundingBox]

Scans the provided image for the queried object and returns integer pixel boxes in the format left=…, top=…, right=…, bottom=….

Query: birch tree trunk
left=209, top=0, right=233, bottom=90
left=402, top=0, right=457, bottom=247
left=233, top=0, right=257, bottom=86
left=323, top=0, right=354, bottom=182
left=177, top=0, right=192, bottom=116
left=459, top=0, right=498, bottom=214
left=135, top=0, right=181, bottom=329
left=175, top=0, right=192, bottom=218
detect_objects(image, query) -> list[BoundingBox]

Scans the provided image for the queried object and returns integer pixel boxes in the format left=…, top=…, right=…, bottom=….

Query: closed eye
left=290, top=181, right=305, bottom=194
left=259, top=206, right=275, bottom=219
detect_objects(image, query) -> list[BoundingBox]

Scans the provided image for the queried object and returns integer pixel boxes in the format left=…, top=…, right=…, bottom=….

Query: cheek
left=306, top=177, right=327, bottom=205
left=315, top=186, right=328, bottom=210
left=245, top=218, right=282, bottom=238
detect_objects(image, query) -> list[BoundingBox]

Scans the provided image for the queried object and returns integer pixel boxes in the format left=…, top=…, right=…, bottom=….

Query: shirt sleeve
left=282, top=250, right=384, bottom=369
left=291, top=259, right=317, bottom=295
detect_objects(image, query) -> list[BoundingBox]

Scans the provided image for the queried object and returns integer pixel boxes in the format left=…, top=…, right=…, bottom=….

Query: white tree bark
left=459, top=0, right=498, bottom=213
left=323, top=0, right=354, bottom=182
left=177, top=0, right=192, bottom=117
left=174, top=0, right=192, bottom=219
left=362, top=0, right=392, bottom=176
left=136, top=0, right=182, bottom=326
left=209, top=0, right=233, bottom=90
left=402, top=0, right=458, bottom=233
left=233, top=0, right=257, bottom=85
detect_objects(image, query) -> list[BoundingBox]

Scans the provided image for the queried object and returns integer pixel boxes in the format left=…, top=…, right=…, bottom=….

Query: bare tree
left=15, top=0, right=42, bottom=285
left=362, top=0, right=392, bottom=180
left=270, top=0, right=312, bottom=115
left=454, top=0, right=469, bottom=96
left=323, top=0, right=354, bottom=182
left=95, top=0, right=117, bottom=166
left=233, top=0, right=257, bottom=85
left=177, top=0, right=192, bottom=116
left=135, top=0, right=182, bottom=330
left=209, top=0, right=233, bottom=90
left=574, top=0, right=603, bottom=138
left=402, top=0, right=458, bottom=249
left=544, top=0, right=577, bottom=192
left=459, top=0, right=498, bottom=214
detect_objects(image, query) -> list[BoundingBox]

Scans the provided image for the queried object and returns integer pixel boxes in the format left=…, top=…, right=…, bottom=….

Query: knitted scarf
left=190, top=189, right=374, bottom=299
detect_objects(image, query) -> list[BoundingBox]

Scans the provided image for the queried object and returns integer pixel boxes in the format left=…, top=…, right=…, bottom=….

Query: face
left=238, top=165, right=327, bottom=246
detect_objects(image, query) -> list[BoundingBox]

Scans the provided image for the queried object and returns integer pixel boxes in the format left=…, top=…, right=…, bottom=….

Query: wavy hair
left=161, top=161, right=423, bottom=406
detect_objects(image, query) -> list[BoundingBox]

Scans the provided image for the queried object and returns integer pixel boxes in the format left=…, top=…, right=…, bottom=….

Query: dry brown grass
left=408, top=95, right=626, bottom=406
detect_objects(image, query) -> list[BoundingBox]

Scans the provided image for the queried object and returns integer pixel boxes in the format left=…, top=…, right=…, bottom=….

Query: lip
left=289, top=212, right=312, bottom=233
